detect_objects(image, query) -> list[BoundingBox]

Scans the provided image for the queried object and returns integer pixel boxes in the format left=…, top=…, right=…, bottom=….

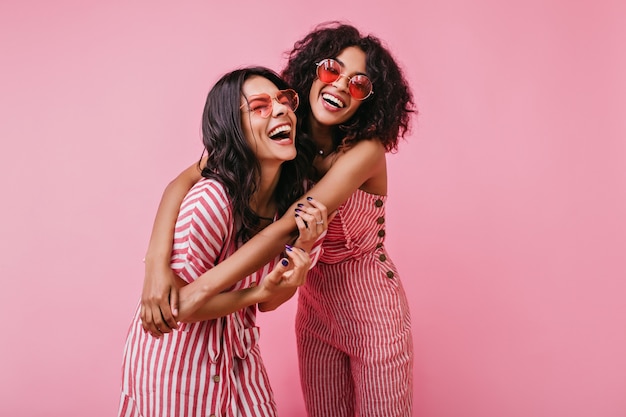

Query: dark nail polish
left=285, top=245, right=293, bottom=251
left=306, top=196, right=313, bottom=201
left=297, top=203, right=304, bottom=207
left=281, top=259, right=289, bottom=266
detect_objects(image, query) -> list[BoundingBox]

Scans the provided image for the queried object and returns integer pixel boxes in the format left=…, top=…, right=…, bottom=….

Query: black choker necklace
left=252, top=210, right=274, bottom=222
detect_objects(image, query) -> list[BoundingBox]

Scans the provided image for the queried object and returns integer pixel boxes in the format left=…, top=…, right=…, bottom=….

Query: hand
left=140, top=262, right=180, bottom=338
left=293, top=197, right=331, bottom=252
left=257, top=245, right=311, bottom=311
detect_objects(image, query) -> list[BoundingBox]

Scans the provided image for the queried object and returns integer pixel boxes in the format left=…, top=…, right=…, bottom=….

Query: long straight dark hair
left=200, top=67, right=315, bottom=242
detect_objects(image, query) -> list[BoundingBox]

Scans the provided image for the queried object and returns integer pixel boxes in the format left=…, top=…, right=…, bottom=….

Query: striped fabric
left=118, top=179, right=278, bottom=417
left=296, top=188, right=414, bottom=417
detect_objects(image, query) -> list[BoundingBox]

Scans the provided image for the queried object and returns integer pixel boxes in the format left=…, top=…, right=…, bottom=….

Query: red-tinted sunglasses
left=240, top=89, right=299, bottom=118
left=315, top=58, right=374, bottom=100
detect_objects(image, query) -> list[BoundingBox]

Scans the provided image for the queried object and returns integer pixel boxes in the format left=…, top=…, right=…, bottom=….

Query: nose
left=271, top=97, right=288, bottom=117
left=331, top=74, right=350, bottom=92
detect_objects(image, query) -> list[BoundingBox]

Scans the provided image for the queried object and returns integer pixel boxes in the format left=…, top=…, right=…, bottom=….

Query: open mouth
left=322, top=93, right=345, bottom=108
left=268, top=124, right=292, bottom=140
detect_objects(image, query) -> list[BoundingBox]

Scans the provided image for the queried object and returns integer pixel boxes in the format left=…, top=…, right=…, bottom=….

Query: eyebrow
left=246, top=94, right=268, bottom=100
left=242, top=93, right=270, bottom=104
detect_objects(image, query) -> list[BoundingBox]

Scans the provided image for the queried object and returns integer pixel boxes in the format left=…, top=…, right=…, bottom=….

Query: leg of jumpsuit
left=297, top=281, right=355, bottom=417
left=302, top=256, right=413, bottom=417
left=347, top=258, right=414, bottom=417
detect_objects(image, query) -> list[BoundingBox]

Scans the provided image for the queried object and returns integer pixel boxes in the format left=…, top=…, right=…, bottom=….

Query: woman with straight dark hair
left=118, top=66, right=329, bottom=417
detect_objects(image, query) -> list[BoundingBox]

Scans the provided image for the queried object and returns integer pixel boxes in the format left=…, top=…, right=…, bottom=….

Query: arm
left=181, top=244, right=312, bottom=320
left=176, top=202, right=327, bottom=320
left=141, top=158, right=205, bottom=337
left=176, top=140, right=386, bottom=317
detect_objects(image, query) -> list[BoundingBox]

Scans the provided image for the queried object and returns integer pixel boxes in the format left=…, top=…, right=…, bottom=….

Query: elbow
left=258, top=302, right=278, bottom=312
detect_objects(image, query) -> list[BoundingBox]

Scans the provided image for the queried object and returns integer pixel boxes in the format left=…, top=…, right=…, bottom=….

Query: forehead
left=242, top=75, right=280, bottom=97
left=334, top=46, right=367, bottom=73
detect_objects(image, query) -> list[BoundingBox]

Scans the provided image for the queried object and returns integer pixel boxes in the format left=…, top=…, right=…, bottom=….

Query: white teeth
left=322, top=93, right=344, bottom=108
left=268, top=124, right=291, bottom=138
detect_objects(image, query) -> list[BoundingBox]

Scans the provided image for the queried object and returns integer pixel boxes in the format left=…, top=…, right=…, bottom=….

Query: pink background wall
left=1, top=1, right=625, bottom=416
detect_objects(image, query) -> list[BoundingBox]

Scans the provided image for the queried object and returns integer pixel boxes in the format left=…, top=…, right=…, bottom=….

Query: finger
left=282, top=249, right=310, bottom=285
left=150, top=305, right=166, bottom=335
left=296, top=201, right=327, bottom=228
left=158, top=290, right=178, bottom=331
left=158, top=307, right=175, bottom=333
left=266, top=258, right=291, bottom=286
left=295, top=208, right=315, bottom=227
left=150, top=326, right=163, bottom=338
left=142, top=305, right=162, bottom=338
left=294, top=212, right=312, bottom=234
left=304, top=196, right=328, bottom=219
left=140, top=304, right=150, bottom=333
left=285, top=245, right=310, bottom=267
left=169, top=287, right=179, bottom=324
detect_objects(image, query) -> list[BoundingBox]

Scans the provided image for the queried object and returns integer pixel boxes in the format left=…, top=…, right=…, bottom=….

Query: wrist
left=294, top=241, right=314, bottom=253
left=144, top=251, right=171, bottom=269
left=247, top=285, right=267, bottom=305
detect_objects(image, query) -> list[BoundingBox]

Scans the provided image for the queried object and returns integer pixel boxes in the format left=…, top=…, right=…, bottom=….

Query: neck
left=250, top=164, right=281, bottom=218
left=308, top=112, right=335, bottom=156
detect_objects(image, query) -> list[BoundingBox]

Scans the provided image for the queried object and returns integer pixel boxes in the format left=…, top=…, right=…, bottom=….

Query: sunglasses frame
left=315, top=58, right=374, bottom=101
left=240, top=89, right=299, bottom=118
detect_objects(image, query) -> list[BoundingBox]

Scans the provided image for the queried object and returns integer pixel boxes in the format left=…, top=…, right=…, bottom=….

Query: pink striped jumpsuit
left=119, top=179, right=280, bottom=417
left=296, top=188, right=414, bottom=417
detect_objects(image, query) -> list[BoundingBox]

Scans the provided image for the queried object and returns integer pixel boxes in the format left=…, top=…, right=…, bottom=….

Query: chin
left=283, top=148, right=297, bottom=161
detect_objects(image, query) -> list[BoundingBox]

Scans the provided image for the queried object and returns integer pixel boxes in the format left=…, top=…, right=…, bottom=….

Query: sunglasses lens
left=247, top=95, right=273, bottom=118
left=277, top=89, right=299, bottom=112
left=317, top=59, right=341, bottom=84
left=348, top=75, right=373, bottom=100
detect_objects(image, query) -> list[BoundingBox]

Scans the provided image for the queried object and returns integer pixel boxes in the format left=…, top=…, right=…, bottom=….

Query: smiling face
left=308, top=46, right=368, bottom=127
left=241, top=75, right=298, bottom=164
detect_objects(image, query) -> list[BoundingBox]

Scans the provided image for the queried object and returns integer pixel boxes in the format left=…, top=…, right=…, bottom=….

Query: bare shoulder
left=347, top=138, right=386, bottom=154
left=336, top=138, right=386, bottom=164
left=339, top=139, right=387, bottom=195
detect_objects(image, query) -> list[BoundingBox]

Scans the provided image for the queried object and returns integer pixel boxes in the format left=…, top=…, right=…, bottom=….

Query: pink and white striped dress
left=119, top=179, right=278, bottom=417
left=296, top=188, right=414, bottom=417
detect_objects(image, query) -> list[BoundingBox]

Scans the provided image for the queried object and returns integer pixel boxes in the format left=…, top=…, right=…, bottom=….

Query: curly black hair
left=282, top=21, right=416, bottom=152
left=200, top=67, right=315, bottom=242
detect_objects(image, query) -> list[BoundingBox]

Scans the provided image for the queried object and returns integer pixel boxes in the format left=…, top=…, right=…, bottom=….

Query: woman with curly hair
left=141, top=22, right=416, bottom=417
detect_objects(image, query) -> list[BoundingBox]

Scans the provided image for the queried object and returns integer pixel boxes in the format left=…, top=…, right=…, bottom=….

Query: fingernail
left=306, top=196, right=313, bottom=201
left=285, top=245, right=293, bottom=251
left=297, top=203, right=304, bottom=207
left=295, top=208, right=302, bottom=213
left=295, top=213, right=300, bottom=218
left=281, top=259, right=289, bottom=266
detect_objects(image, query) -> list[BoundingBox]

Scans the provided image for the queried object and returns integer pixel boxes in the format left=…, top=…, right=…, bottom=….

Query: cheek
left=241, top=118, right=258, bottom=146
left=308, top=80, right=323, bottom=104
left=289, top=111, right=297, bottom=127
left=345, top=100, right=362, bottom=118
